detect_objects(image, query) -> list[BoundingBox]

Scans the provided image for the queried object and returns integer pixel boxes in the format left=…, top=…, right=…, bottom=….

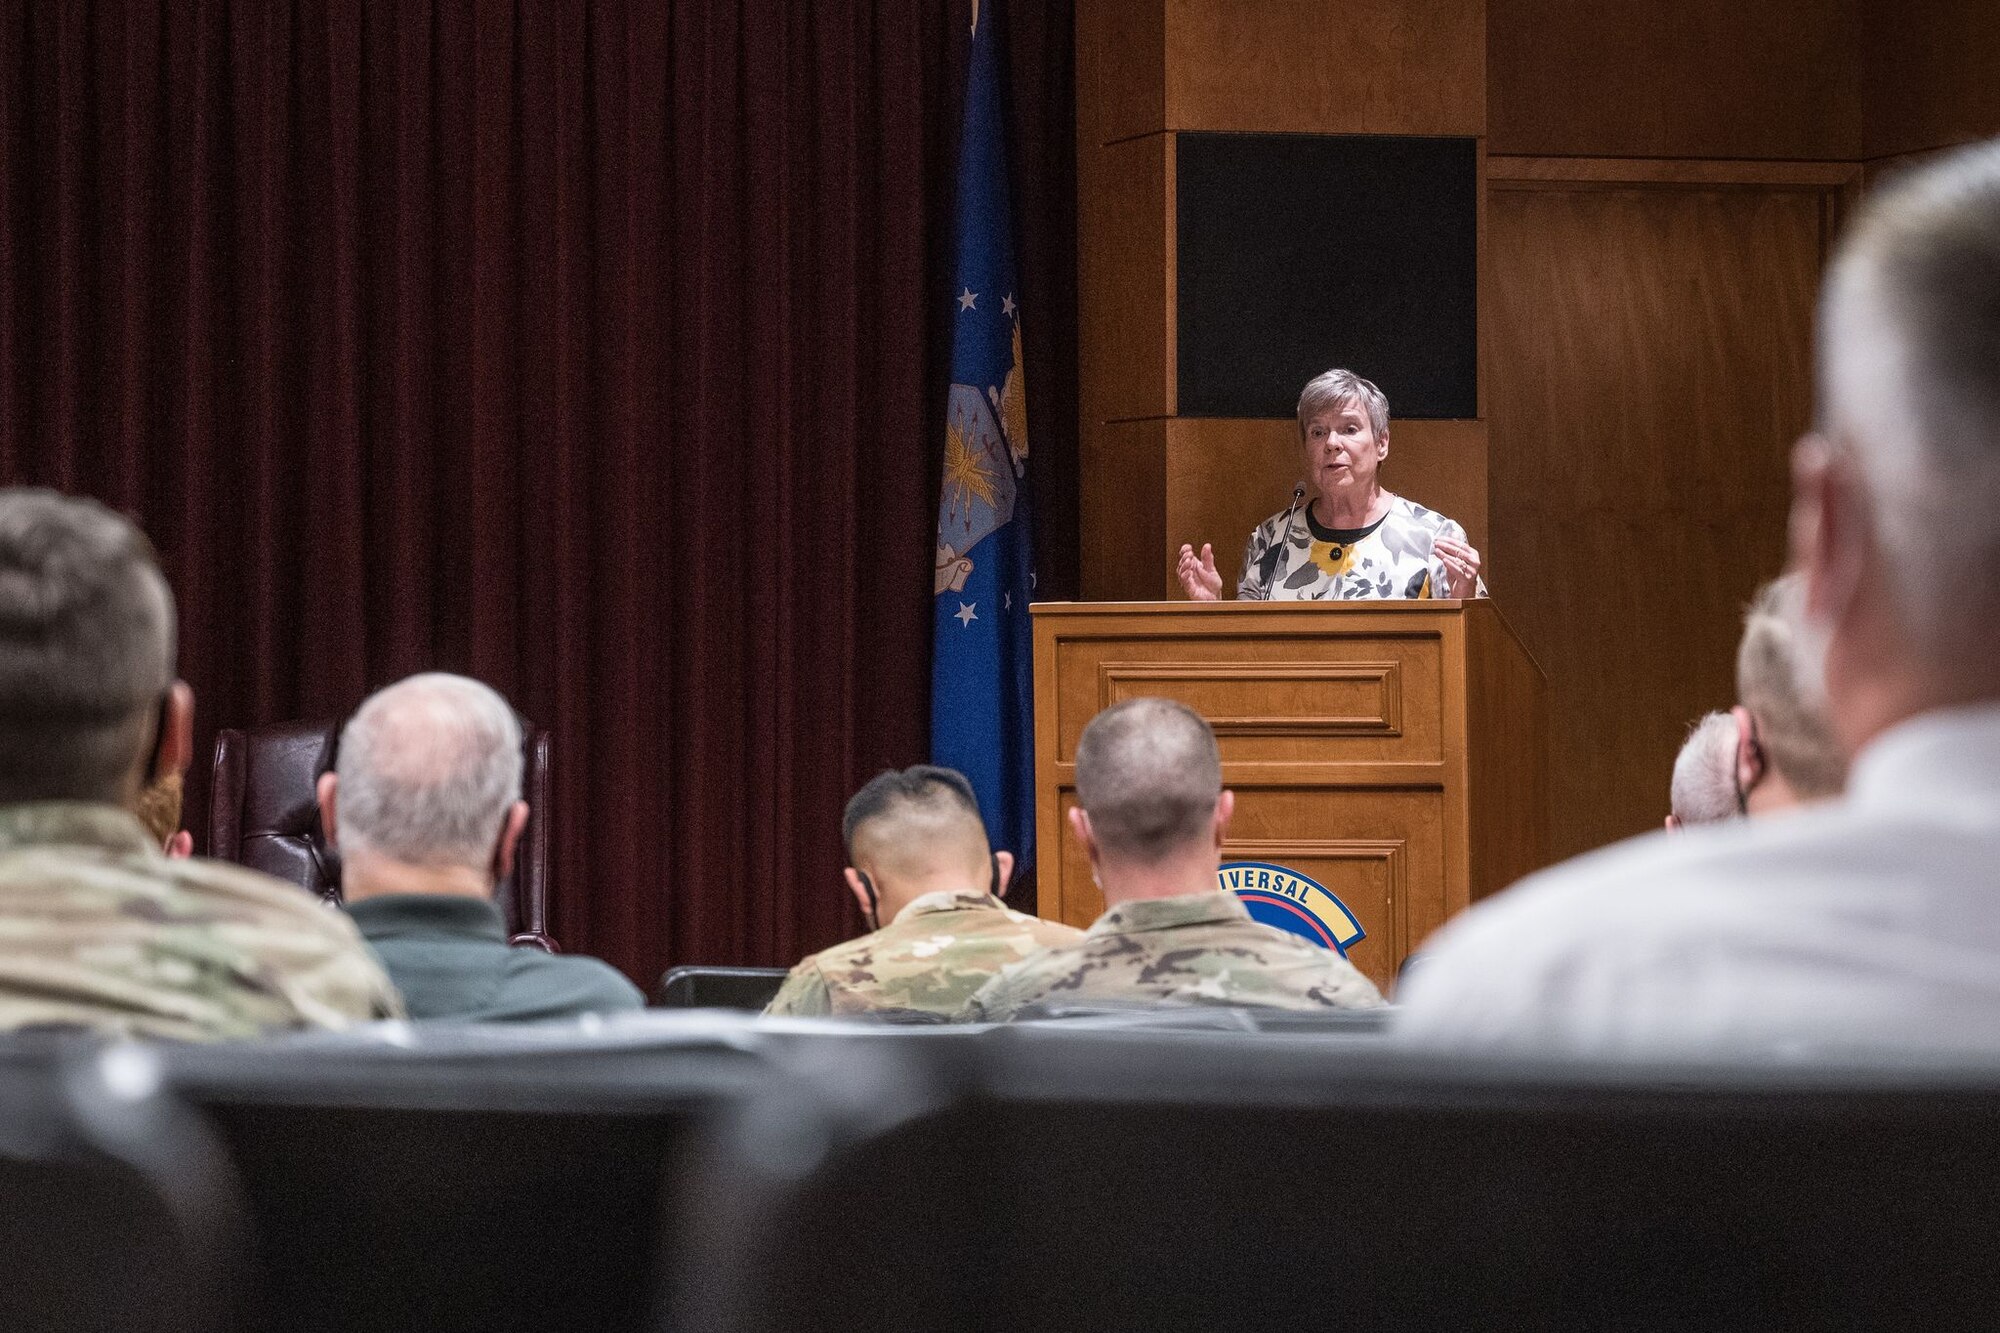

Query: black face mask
left=856, top=869, right=881, bottom=932
left=1734, top=713, right=1766, bottom=816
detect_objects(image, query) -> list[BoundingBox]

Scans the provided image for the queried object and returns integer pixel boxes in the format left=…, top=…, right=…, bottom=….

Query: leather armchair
left=208, top=718, right=556, bottom=951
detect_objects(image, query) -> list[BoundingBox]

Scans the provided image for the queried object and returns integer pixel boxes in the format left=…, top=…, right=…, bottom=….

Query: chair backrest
left=673, top=1029, right=2000, bottom=1332
left=658, top=965, right=790, bottom=1011
left=0, top=1043, right=244, bottom=1333
left=160, top=1024, right=771, bottom=1333
left=209, top=717, right=556, bottom=949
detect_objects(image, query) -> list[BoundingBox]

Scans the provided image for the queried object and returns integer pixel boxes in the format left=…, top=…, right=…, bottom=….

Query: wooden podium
left=1031, top=600, right=1547, bottom=992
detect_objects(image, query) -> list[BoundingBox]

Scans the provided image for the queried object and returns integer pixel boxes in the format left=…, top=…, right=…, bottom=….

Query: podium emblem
left=1220, top=861, right=1366, bottom=957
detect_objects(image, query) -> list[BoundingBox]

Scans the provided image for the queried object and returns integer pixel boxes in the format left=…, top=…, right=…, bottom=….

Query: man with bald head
left=1399, top=138, right=2000, bottom=1056
left=765, top=765, right=1080, bottom=1017
left=319, top=673, right=642, bottom=1022
left=960, top=698, right=1382, bottom=1021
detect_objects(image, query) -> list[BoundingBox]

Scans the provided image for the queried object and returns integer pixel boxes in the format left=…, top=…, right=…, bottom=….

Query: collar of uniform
left=345, top=893, right=509, bottom=944
left=0, top=801, right=159, bottom=859
left=892, top=889, right=1003, bottom=924
left=1848, top=701, right=2000, bottom=820
left=1090, top=890, right=1249, bottom=937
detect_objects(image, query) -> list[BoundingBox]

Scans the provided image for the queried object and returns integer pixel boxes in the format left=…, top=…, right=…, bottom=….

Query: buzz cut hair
left=1297, top=368, right=1390, bottom=442
left=1073, top=696, right=1222, bottom=863
left=0, top=490, right=176, bottom=803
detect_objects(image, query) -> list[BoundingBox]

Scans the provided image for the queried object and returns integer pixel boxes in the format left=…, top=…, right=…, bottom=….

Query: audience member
left=1397, top=139, right=2000, bottom=1055
left=766, top=765, right=1079, bottom=1017
left=1734, top=571, right=1845, bottom=809
left=1666, top=573, right=1847, bottom=830
left=960, top=698, right=1382, bottom=1020
left=0, top=489, right=399, bottom=1039
left=321, top=673, right=643, bottom=1022
left=1666, top=711, right=1741, bottom=830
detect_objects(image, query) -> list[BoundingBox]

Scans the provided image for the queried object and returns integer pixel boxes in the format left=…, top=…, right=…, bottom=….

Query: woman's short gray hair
left=1296, top=368, right=1390, bottom=441
left=335, top=673, right=523, bottom=868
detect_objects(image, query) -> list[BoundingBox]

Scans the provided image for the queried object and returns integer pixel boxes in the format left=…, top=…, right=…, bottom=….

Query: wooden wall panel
left=1865, top=0, right=2000, bottom=158
left=1487, top=171, right=1834, bottom=864
left=1076, top=0, right=1166, bottom=147
left=1079, top=419, right=1168, bottom=602
left=1163, top=0, right=1484, bottom=135
left=1488, top=0, right=1863, bottom=160
left=1077, top=133, right=1174, bottom=425
left=1161, top=418, right=1489, bottom=600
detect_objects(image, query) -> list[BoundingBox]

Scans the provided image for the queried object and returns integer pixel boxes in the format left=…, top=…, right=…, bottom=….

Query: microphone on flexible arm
left=1259, top=482, right=1309, bottom=585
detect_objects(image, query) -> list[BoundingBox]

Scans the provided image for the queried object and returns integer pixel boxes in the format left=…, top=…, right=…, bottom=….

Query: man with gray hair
left=0, top=489, right=398, bottom=1039
left=1399, top=138, right=2000, bottom=1056
left=320, top=673, right=642, bottom=1022
left=1666, top=711, right=1742, bottom=830
left=960, top=697, right=1381, bottom=1020
left=1665, top=573, right=1847, bottom=830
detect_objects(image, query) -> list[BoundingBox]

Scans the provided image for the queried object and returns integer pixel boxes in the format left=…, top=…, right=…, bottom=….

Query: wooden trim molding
left=1098, top=661, right=1405, bottom=738
left=1487, top=156, right=1866, bottom=188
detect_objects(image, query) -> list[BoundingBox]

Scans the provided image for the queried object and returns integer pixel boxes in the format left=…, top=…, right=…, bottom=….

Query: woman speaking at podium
left=1177, top=368, right=1485, bottom=602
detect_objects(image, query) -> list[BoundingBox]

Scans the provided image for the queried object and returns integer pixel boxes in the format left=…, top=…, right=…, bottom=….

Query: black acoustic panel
left=1176, top=132, right=1477, bottom=419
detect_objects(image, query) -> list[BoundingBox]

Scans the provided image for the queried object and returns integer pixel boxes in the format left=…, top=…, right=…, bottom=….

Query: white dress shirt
left=1396, top=703, right=2000, bottom=1057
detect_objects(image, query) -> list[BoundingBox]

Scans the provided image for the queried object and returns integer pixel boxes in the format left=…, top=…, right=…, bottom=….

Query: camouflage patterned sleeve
left=763, top=960, right=833, bottom=1017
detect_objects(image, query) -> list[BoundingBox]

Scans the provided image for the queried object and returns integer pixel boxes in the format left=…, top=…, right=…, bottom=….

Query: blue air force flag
left=932, top=0, right=1036, bottom=873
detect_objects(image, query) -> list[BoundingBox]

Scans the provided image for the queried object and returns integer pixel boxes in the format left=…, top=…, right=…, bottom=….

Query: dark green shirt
left=346, top=895, right=643, bottom=1024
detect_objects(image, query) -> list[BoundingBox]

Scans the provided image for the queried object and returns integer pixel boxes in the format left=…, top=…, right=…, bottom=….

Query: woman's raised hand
left=1434, top=535, right=1483, bottom=598
left=1177, top=542, right=1223, bottom=601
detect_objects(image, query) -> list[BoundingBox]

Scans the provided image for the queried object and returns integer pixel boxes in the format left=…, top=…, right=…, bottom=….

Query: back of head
left=335, top=674, right=522, bottom=868
left=1669, top=711, right=1741, bottom=827
left=0, top=490, right=174, bottom=804
left=1074, top=697, right=1222, bottom=863
left=843, top=765, right=991, bottom=884
left=1818, top=140, right=2000, bottom=666
left=1736, top=574, right=1845, bottom=799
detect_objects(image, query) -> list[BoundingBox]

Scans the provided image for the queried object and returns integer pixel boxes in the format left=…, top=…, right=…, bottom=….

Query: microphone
left=1260, top=483, right=1308, bottom=585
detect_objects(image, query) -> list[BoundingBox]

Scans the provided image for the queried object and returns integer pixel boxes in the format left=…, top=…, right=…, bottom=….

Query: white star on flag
left=1001, top=293, right=1016, bottom=316
left=957, top=288, right=978, bottom=311
left=955, top=602, right=978, bottom=627
left=1003, top=591, right=1012, bottom=610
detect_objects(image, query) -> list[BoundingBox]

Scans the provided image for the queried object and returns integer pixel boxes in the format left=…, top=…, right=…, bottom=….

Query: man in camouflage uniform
left=960, top=698, right=1382, bottom=1021
left=765, top=765, right=1079, bottom=1018
left=0, top=490, right=401, bottom=1040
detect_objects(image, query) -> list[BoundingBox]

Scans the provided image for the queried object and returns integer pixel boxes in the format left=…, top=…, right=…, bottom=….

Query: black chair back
left=161, top=1024, right=769, bottom=1333
left=673, top=1028, right=2000, bottom=1332
left=658, top=965, right=789, bottom=1011
left=0, top=1042, right=244, bottom=1333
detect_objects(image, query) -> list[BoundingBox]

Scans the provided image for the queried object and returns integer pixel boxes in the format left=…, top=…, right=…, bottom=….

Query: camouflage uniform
left=959, top=890, right=1384, bottom=1021
left=766, top=889, right=1083, bottom=1018
left=0, top=802, right=403, bottom=1041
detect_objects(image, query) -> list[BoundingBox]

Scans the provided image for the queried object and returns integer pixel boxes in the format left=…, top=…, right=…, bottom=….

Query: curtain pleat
left=0, top=0, right=1075, bottom=984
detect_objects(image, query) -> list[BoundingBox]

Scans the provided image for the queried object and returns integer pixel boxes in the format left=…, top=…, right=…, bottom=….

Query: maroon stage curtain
left=0, top=0, right=1077, bottom=988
